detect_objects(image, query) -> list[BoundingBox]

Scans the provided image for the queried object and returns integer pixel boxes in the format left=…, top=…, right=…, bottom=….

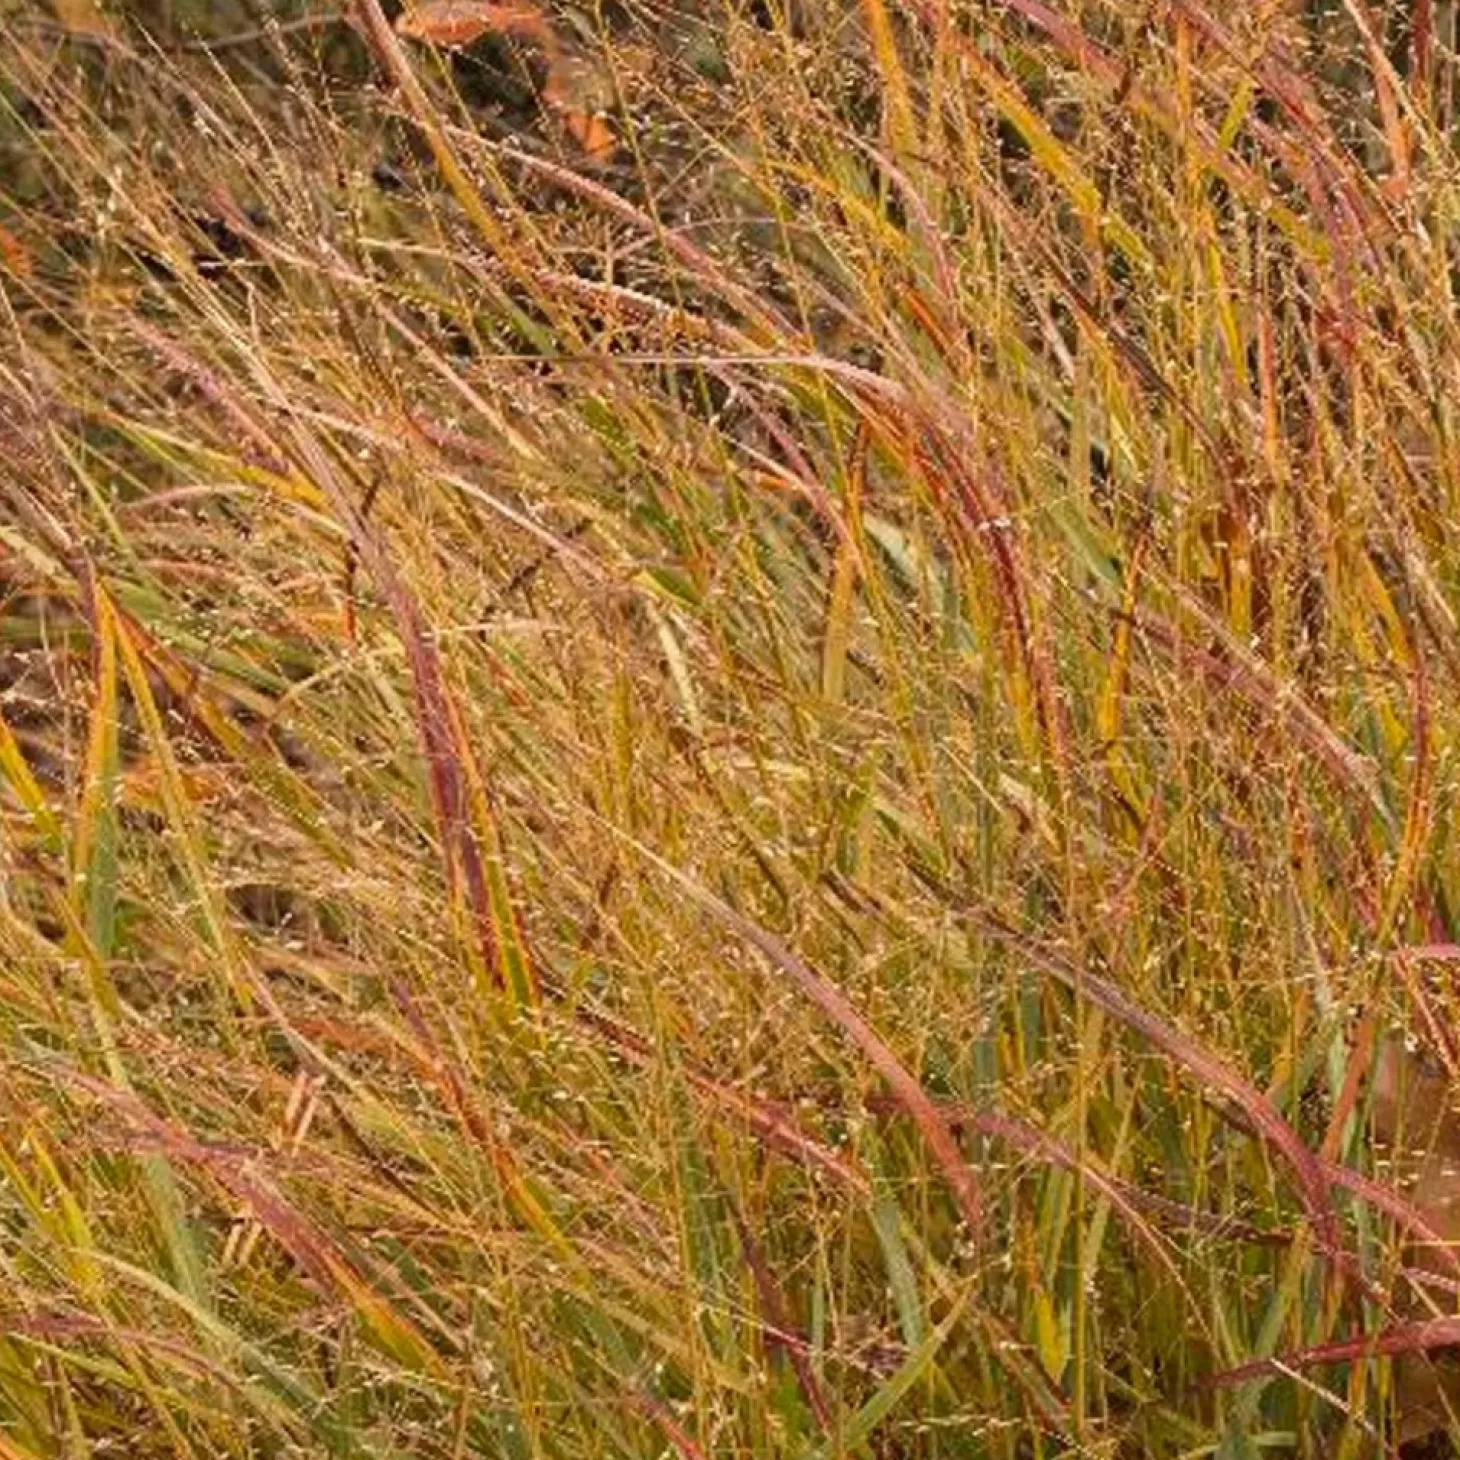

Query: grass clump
left=3, top=1, right=1460, bottom=1455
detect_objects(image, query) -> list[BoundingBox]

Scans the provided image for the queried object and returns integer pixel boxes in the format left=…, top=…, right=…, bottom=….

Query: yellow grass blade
left=110, top=596, right=250, bottom=1021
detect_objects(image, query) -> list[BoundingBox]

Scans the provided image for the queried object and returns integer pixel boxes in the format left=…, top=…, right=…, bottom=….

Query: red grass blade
left=1211, top=1316, right=1460, bottom=1388
left=960, top=911, right=1342, bottom=1260
left=636, top=855, right=984, bottom=1244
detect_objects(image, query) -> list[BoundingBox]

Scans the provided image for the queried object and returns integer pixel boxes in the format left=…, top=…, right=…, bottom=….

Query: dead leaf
left=562, top=109, right=616, bottom=162
left=0, top=220, right=30, bottom=278
left=49, top=0, right=113, bottom=35
left=397, top=0, right=616, bottom=161
left=1371, top=1032, right=1460, bottom=1446
left=394, top=0, right=554, bottom=49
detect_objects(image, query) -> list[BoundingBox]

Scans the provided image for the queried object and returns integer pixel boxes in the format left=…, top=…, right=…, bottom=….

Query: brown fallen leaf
left=396, top=0, right=617, bottom=161
left=394, top=0, right=554, bottom=49
left=49, top=0, right=113, bottom=36
left=1370, top=1032, right=1460, bottom=1447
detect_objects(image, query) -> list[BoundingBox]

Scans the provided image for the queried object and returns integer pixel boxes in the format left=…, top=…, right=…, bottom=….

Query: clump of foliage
left=3, top=1, right=1460, bottom=1456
